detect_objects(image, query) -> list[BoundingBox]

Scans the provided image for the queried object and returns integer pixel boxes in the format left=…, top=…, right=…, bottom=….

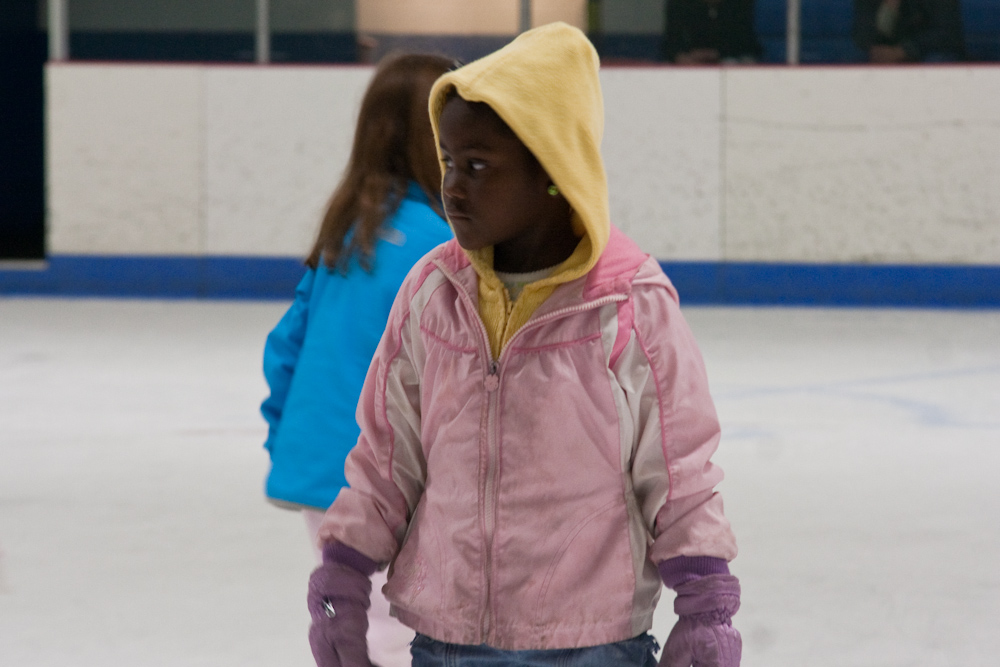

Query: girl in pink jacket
left=307, top=22, right=741, bottom=667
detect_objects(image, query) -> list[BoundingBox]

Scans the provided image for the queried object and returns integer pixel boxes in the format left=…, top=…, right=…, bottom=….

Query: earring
left=547, top=184, right=559, bottom=197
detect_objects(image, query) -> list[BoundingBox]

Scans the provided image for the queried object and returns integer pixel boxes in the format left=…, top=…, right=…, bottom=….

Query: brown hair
left=306, top=52, right=454, bottom=271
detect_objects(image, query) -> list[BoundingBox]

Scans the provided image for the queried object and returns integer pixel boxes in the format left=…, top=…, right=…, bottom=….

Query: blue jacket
left=261, top=183, right=452, bottom=510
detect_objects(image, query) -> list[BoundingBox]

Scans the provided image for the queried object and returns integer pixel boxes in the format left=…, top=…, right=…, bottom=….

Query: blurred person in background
left=662, top=0, right=762, bottom=64
left=259, top=52, right=455, bottom=667
left=854, top=0, right=965, bottom=62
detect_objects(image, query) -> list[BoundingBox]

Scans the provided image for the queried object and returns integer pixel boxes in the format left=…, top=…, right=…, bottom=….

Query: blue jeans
left=410, top=632, right=659, bottom=667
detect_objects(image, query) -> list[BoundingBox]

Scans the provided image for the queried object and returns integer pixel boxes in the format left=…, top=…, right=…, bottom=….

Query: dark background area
left=0, top=0, right=46, bottom=259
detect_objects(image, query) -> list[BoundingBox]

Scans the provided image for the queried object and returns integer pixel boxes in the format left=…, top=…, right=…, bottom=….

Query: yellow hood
left=429, top=22, right=610, bottom=357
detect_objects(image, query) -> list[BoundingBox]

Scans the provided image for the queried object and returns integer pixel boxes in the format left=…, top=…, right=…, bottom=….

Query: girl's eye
left=469, top=160, right=486, bottom=171
left=441, top=156, right=453, bottom=169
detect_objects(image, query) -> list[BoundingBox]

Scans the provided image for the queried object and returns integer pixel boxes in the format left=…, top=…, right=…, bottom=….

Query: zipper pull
left=484, top=362, right=499, bottom=392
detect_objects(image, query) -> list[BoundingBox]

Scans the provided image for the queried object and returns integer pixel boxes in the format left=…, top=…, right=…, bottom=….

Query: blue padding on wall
left=800, top=0, right=854, bottom=35
left=2, top=255, right=998, bottom=307
left=963, top=1, right=1000, bottom=61
left=757, top=0, right=854, bottom=37
left=660, top=261, right=1000, bottom=307
left=754, top=0, right=786, bottom=38
left=0, top=255, right=305, bottom=300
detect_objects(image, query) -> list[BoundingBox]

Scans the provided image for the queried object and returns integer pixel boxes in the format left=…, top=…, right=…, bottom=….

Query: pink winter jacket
left=319, top=227, right=737, bottom=650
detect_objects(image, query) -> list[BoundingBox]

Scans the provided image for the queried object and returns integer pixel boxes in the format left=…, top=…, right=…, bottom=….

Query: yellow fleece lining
left=470, top=229, right=594, bottom=359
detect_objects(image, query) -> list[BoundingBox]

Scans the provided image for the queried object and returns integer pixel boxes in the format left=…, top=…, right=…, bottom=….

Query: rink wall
left=2, top=62, right=999, bottom=304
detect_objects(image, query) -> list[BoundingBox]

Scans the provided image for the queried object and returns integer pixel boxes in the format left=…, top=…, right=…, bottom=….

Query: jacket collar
left=434, top=225, right=648, bottom=309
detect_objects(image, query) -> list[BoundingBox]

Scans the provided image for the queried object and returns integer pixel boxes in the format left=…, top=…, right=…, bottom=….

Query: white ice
left=2, top=298, right=999, bottom=666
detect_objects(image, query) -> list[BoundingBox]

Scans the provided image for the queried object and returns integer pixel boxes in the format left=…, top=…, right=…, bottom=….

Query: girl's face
left=438, top=96, right=575, bottom=273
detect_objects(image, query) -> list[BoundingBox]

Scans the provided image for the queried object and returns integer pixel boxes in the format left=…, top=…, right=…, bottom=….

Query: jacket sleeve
left=621, top=280, right=738, bottom=565
left=260, top=269, right=314, bottom=454
left=316, top=264, right=431, bottom=565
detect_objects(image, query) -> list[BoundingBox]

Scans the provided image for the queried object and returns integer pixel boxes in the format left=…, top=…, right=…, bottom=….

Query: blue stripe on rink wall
left=660, top=261, right=1000, bottom=307
left=1, top=255, right=999, bottom=307
left=0, top=255, right=305, bottom=300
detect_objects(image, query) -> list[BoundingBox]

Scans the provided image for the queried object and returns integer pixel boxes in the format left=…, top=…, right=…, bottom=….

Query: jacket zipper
left=477, top=298, right=625, bottom=642
left=507, top=295, right=627, bottom=338
left=433, top=261, right=627, bottom=642
left=432, top=267, right=501, bottom=640
left=481, top=358, right=499, bottom=638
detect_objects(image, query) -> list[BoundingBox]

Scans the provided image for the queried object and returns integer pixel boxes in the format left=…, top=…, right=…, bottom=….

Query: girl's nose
left=442, top=170, right=465, bottom=200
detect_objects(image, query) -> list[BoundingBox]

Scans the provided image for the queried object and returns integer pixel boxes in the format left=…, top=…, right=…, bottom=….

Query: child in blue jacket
left=259, top=52, right=454, bottom=667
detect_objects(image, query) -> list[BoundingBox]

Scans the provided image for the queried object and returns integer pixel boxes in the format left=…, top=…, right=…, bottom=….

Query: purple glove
left=307, top=542, right=378, bottom=667
left=658, top=558, right=741, bottom=667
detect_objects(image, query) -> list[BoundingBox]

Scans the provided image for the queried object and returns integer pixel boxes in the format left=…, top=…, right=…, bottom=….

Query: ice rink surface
left=2, top=297, right=999, bottom=666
